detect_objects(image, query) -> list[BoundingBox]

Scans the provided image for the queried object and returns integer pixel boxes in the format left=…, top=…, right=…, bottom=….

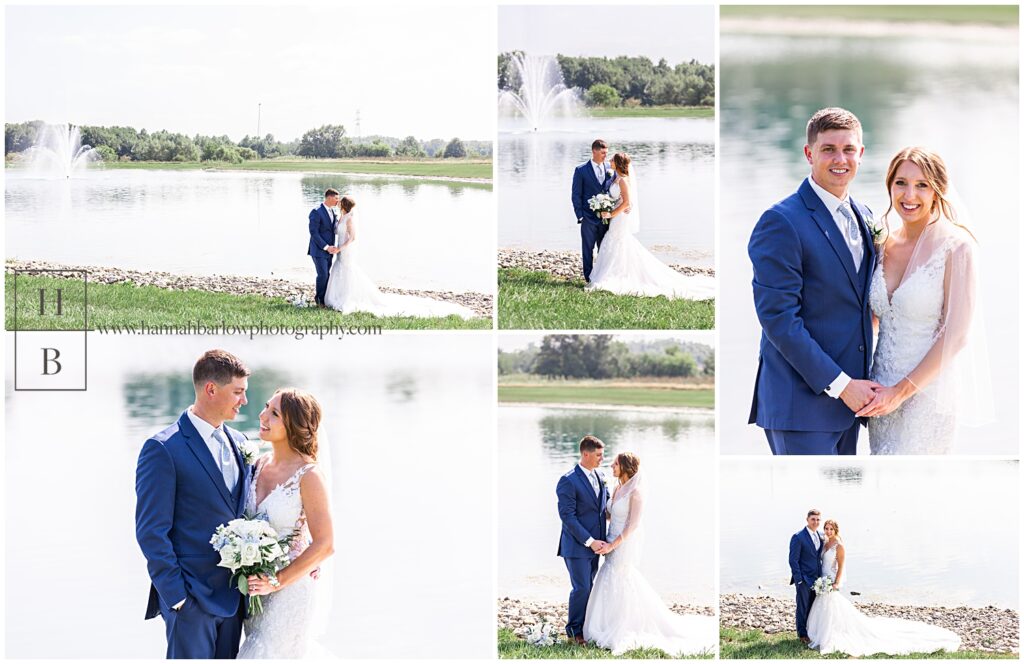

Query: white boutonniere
left=238, top=438, right=261, bottom=466
left=866, top=211, right=888, bottom=246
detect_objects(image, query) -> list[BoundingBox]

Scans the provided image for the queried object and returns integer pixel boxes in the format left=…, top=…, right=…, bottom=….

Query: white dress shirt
left=578, top=463, right=601, bottom=547
left=591, top=160, right=608, bottom=185
left=807, top=527, right=821, bottom=551
left=807, top=176, right=862, bottom=399
left=186, top=408, right=238, bottom=489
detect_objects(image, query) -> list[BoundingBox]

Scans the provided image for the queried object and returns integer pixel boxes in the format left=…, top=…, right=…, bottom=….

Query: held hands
left=839, top=379, right=883, bottom=413
left=327, top=246, right=340, bottom=255
left=595, top=539, right=618, bottom=555
left=246, top=574, right=280, bottom=596
left=856, top=380, right=915, bottom=418
left=589, top=540, right=607, bottom=554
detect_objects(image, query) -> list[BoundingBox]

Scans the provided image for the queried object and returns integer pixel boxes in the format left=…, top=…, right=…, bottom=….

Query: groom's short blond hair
left=806, top=107, right=862, bottom=146
left=807, top=509, right=821, bottom=518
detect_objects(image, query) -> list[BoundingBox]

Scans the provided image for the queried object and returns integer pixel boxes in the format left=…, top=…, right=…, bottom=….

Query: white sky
left=5, top=5, right=495, bottom=141
left=498, top=5, right=715, bottom=64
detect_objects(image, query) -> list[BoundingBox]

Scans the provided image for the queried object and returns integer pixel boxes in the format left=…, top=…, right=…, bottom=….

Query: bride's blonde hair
left=823, top=519, right=843, bottom=544
left=615, top=452, right=639, bottom=483
left=612, top=152, right=631, bottom=176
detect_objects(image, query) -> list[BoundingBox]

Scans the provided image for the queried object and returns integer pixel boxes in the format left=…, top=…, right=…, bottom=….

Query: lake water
left=498, top=405, right=716, bottom=607
left=717, top=29, right=1020, bottom=454
left=498, top=117, right=715, bottom=267
left=720, top=459, right=1019, bottom=609
left=4, top=168, right=493, bottom=293
left=4, top=333, right=494, bottom=658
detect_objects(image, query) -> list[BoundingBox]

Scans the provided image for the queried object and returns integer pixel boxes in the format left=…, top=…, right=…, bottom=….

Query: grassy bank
left=499, top=384, right=714, bottom=409
left=588, top=106, right=713, bottom=119
left=12, top=158, right=493, bottom=181
left=498, top=268, right=714, bottom=330
left=720, top=5, right=1018, bottom=25
left=719, top=628, right=1015, bottom=660
left=499, top=629, right=712, bottom=659
left=5, top=274, right=490, bottom=331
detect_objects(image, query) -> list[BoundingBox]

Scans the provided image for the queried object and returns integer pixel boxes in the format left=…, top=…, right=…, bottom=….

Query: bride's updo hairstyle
left=616, top=452, right=640, bottom=483
left=823, top=519, right=842, bottom=543
left=340, top=196, right=356, bottom=213
left=275, top=388, right=322, bottom=461
left=612, top=152, right=631, bottom=176
left=884, top=147, right=958, bottom=225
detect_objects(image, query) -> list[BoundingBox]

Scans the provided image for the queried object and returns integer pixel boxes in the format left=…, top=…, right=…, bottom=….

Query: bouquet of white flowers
left=588, top=193, right=617, bottom=225
left=523, top=622, right=556, bottom=647
left=812, top=575, right=835, bottom=595
left=209, top=517, right=293, bottom=614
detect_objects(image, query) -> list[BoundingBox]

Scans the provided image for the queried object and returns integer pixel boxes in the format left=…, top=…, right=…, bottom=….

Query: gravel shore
left=6, top=259, right=493, bottom=318
left=498, top=248, right=715, bottom=282
left=498, top=596, right=716, bottom=639
left=721, top=593, right=1019, bottom=654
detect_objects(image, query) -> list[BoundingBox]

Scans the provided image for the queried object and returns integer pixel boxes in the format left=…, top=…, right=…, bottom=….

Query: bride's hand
left=247, top=574, right=278, bottom=596
left=855, top=381, right=914, bottom=418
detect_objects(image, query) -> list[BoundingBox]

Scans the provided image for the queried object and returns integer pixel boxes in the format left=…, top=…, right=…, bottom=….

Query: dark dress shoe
left=573, top=634, right=586, bottom=646
left=800, top=636, right=811, bottom=644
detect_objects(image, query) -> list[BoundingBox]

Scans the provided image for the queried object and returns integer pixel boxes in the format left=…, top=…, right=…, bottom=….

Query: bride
left=237, top=388, right=334, bottom=659
left=323, top=196, right=475, bottom=319
left=859, top=148, right=993, bottom=453
left=583, top=452, right=717, bottom=656
left=807, top=520, right=961, bottom=656
left=586, top=153, right=715, bottom=300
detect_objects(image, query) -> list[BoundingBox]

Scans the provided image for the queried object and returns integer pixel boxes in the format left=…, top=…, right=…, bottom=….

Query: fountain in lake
left=28, top=123, right=100, bottom=178
left=498, top=53, right=582, bottom=131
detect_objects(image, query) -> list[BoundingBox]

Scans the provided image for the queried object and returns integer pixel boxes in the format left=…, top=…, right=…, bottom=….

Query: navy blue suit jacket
left=571, top=161, right=614, bottom=225
left=308, top=204, right=336, bottom=259
left=556, top=466, right=609, bottom=559
left=136, top=410, right=252, bottom=620
left=748, top=178, right=876, bottom=432
left=789, top=528, right=824, bottom=586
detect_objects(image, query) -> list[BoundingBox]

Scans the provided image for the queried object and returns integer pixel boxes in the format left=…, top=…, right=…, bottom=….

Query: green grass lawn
left=499, top=629, right=712, bottom=659
left=720, top=628, right=1015, bottom=660
left=720, top=5, right=1018, bottom=25
left=499, top=385, right=714, bottom=409
left=25, top=158, right=493, bottom=180
left=498, top=268, right=714, bottom=330
left=588, top=106, right=714, bottom=119
left=5, top=274, right=490, bottom=331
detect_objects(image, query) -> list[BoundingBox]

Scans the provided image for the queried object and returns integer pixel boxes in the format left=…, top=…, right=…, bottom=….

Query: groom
left=789, top=509, right=825, bottom=643
left=748, top=107, right=881, bottom=455
left=135, top=349, right=253, bottom=659
left=571, top=139, right=616, bottom=282
left=556, top=435, right=609, bottom=644
left=309, top=188, right=341, bottom=308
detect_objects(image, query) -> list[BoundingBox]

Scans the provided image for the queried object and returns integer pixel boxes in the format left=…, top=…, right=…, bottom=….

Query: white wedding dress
left=324, top=210, right=475, bottom=319
left=807, top=545, right=961, bottom=656
left=868, top=242, right=954, bottom=454
left=586, top=177, right=715, bottom=300
left=237, top=457, right=322, bottom=659
left=582, top=486, right=717, bottom=656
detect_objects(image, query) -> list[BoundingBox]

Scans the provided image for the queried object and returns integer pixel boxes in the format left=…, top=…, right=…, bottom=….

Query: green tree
left=585, top=83, right=620, bottom=107
left=297, top=124, right=346, bottom=158
left=442, top=137, right=466, bottom=159
left=395, top=135, right=426, bottom=158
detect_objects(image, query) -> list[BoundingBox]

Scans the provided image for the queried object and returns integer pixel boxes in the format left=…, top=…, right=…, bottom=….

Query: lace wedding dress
left=868, top=242, right=955, bottom=454
left=582, top=484, right=717, bottom=656
left=806, top=545, right=961, bottom=656
left=586, top=178, right=715, bottom=300
left=237, top=457, right=321, bottom=659
left=324, top=211, right=475, bottom=319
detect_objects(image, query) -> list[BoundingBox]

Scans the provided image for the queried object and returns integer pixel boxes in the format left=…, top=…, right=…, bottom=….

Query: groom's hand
left=839, top=379, right=881, bottom=413
left=589, top=540, right=607, bottom=553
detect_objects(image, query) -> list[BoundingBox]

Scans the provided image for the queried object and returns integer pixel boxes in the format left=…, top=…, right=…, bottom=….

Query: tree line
left=498, top=335, right=714, bottom=379
left=5, top=121, right=490, bottom=163
left=498, top=53, right=715, bottom=108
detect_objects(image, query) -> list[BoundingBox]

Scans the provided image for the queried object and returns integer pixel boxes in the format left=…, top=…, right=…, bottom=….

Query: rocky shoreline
left=5, top=259, right=493, bottom=318
left=498, top=596, right=716, bottom=640
left=721, top=593, right=1019, bottom=654
left=499, top=248, right=715, bottom=282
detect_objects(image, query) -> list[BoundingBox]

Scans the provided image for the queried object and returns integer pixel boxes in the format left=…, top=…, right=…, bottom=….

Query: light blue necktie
left=837, top=201, right=863, bottom=266
left=212, top=428, right=237, bottom=490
